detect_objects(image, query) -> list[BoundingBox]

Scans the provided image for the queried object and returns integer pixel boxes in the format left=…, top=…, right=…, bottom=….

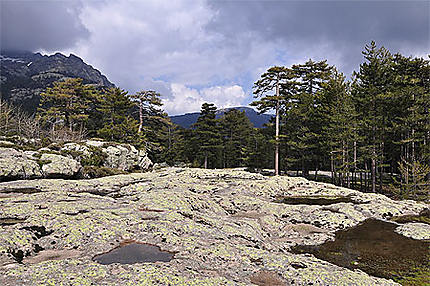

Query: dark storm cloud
left=0, top=0, right=89, bottom=51
left=1, top=0, right=428, bottom=114
left=207, top=0, right=429, bottom=73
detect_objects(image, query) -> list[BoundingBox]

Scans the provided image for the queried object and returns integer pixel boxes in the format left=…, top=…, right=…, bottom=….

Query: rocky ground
left=0, top=167, right=428, bottom=285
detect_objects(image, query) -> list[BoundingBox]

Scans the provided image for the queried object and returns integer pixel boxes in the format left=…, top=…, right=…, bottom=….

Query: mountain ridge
left=170, top=106, right=273, bottom=128
left=0, top=50, right=114, bottom=112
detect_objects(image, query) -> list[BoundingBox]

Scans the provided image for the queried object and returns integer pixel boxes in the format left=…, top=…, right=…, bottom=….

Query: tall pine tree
left=193, top=103, right=222, bottom=169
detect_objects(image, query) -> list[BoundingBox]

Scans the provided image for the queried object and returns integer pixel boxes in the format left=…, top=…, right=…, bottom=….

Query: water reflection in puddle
left=93, top=242, right=174, bottom=265
left=291, top=219, right=430, bottom=282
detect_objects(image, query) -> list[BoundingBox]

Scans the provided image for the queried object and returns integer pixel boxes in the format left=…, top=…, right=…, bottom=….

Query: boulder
left=61, top=142, right=91, bottom=156
left=40, top=153, right=81, bottom=178
left=0, top=147, right=42, bottom=180
left=102, top=144, right=152, bottom=171
left=60, top=140, right=152, bottom=171
left=138, top=149, right=152, bottom=170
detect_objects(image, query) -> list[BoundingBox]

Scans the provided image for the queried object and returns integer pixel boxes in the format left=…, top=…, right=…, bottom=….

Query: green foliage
left=96, top=87, right=138, bottom=143
left=219, top=109, right=253, bottom=168
left=80, top=146, right=107, bottom=167
left=80, top=166, right=125, bottom=179
left=130, top=90, right=171, bottom=156
left=192, top=103, right=222, bottom=168
left=2, top=42, right=428, bottom=201
left=38, top=78, right=96, bottom=138
left=395, top=158, right=430, bottom=201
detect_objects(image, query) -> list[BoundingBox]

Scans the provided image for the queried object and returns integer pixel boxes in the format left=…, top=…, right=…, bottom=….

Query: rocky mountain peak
left=0, top=50, right=114, bottom=113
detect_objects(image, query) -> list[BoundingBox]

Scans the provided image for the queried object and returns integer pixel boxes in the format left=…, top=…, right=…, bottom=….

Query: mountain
left=0, top=50, right=114, bottom=112
left=170, top=106, right=273, bottom=128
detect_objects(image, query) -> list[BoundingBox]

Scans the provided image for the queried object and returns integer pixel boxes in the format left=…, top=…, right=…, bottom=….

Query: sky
left=1, top=0, right=429, bottom=115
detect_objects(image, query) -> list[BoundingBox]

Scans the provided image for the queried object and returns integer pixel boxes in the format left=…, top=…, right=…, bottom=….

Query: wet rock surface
left=0, top=167, right=428, bottom=285
left=291, top=219, right=430, bottom=283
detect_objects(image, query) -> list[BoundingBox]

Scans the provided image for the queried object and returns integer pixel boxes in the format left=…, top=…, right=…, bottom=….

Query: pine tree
left=288, top=59, right=332, bottom=178
left=97, top=87, right=137, bottom=143
left=158, top=123, right=188, bottom=165
left=391, top=54, right=430, bottom=192
left=245, top=126, right=274, bottom=171
left=130, top=90, right=164, bottom=134
left=130, top=90, right=170, bottom=152
left=219, top=109, right=253, bottom=168
left=321, top=69, right=357, bottom=187
left=252, top=66, right=293, bottom=175
left=38, top=78, right=96, bottom=138
left=193, top=103, right=222, bottom=169
left=352, top=41, right=394, bottom=192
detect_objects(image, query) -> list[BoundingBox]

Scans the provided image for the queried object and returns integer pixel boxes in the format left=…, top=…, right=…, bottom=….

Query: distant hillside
left=0, top=50, right=114, bottom=112
left=170, top=106, right=273, bottom=128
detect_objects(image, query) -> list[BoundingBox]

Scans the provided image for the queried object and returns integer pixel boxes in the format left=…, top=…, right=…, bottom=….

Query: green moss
left=35, top=159, right=52, bottom=168
left=59, top=149, right=84, bottom=159
left=80, top=166, right=125, bottom=178
left=80, top=145, right=107, bottom=167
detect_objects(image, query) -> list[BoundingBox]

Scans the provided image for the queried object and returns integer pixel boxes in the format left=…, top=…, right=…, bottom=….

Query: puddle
left=291, top=219, right=430, bottom=282
left=391, top=209, right=430, bottom=225
left=93, top=242, right=175, bottom=265
left=275, top=195, right=360, bottom=205
left=0, top=217, right=26, bottom=226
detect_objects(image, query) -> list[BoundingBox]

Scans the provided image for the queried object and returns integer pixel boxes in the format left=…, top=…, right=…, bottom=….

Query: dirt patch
left=23, top=249, right=81, bottom=264
left=250, top=270, right=285, bottom=286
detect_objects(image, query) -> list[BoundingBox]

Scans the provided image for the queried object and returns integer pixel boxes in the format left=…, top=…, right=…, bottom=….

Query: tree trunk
left=275, top=77, right=280, bottom=176
left=331, top=152, right=334, bottom=184
left=138, top=100, right=143, bottom=134
left=315, top=164, right=319, bottom=181
left=204, top=154, right=208, bottom=169
left=372, top=153, right=376, bottom=193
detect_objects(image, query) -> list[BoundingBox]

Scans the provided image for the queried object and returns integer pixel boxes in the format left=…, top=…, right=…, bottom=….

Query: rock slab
left=0, top=168, right=428, bottom=285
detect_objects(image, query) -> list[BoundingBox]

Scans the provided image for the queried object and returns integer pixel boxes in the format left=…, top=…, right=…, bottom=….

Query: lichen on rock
left=0, top=167, right=428, bottom=285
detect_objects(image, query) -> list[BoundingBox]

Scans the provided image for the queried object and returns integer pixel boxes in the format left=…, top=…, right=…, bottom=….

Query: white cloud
left=60, top=0, right=275, bottom=114
left=30, top=0, right=426, bottom=115
left=162, top=84, right=247, bottom=115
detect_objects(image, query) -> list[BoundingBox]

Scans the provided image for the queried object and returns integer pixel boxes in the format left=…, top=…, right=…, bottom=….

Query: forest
left=1, top=42, right=429, bottom=200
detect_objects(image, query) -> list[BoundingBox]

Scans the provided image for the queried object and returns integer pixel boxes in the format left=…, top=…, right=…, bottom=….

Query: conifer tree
left=158, top=122, right=187, bottom=165
left=193, top=103, right=222, bottom=169
left=130, top=90, right=170, bottom=152
left=131, top=90, right=165, bottom=134
left=97, top=87, right=137, bottom=143
left=321, top=69, right=357, bottom=187
left=252, top=66, right=293, bottom=175
left=219, top=109, right=253, bottom=168
left=38, top=78, right=96, bottom=138
left=288, top=59, right=332, bottom=177
left=391, top=54, right=430, bottom=190
left=353, top=41, right=394, bottom=192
